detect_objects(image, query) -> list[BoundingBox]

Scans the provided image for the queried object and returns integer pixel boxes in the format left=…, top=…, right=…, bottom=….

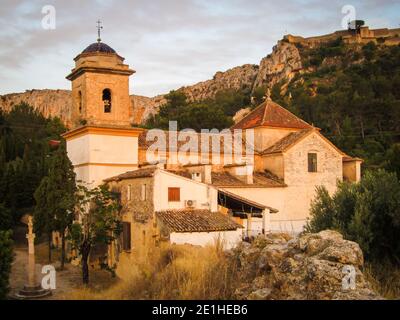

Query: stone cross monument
left=16, top=216, right=51, bottom=299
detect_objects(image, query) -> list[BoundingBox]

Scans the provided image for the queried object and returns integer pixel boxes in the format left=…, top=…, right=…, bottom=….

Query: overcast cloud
left=0, top=0, right=399, bottom=97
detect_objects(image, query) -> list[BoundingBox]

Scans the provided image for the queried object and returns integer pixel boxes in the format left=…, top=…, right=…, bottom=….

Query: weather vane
left=96, top=19, right=103, bottom=43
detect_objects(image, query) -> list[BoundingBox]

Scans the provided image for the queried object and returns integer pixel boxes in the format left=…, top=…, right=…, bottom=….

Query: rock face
left=0, top=89, right=73, bottom=126
left=0, top=90, right=165, bottom=128
left=181, top=64, right=259, bottom=102
left=231, top=230, right=381, bottom=300
left=253, top=40, right=302, bottom=90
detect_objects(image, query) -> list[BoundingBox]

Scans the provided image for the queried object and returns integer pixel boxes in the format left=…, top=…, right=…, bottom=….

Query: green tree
left=33, top=175, right=56, bottom=263
left=48, top=144, right=76, bottom=269
left=306, top=170, right=400, bottom=264
left=146, top=90, right=234, bottom=131
left=305, top=186, right=335, bottom=233
left=0, top=230, right=13, bottom=300
left=70, top=184, right=121, bottom=284
left=0, top=203, right=12, bottom=231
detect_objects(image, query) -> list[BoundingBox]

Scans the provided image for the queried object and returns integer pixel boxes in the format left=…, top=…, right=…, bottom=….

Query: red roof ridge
left=231, top=100, right=313, bottom=130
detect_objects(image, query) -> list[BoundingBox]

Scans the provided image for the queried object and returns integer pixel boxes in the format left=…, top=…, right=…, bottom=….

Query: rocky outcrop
left=0, top=89, right=73, bottom=125
left=130, top=94, right=165, bottom=125
left=0, top=90, right=165, bottom=127
left=230, top=230, right=381, bottom=300
left=181, top=64, right=259, bottom=102
left=233, top=107, right=251, bottom=123
left=252, top=40, right=302, bottom=90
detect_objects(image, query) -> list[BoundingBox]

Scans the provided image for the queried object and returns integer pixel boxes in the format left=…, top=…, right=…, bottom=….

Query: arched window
left=102, top=89, right=112, bottom=113
left=78, top=91, right=82, bottom=113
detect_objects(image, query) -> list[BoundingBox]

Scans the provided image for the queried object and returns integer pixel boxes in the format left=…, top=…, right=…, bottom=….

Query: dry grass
left=68, top=242, right=239, bottom=300
left=364, top=263, right=400, bottom=300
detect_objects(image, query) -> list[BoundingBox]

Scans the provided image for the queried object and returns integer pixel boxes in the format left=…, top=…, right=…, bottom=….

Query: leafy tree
left=70, top=184, right=121, bottom=284
left=146, top=90, right=234, bottom=131
left=384, top=143, right=400, bottom=179
left=214, top=89, right=250, bottom=116
left=0, top=103, right=66, bottom=228
left=0, top=203, right=12, bottom=231
left=305, top=186, right=335, bottom=233
left=33, top=142, right=76, bottom=267
left=33, top=175, right=56, bottom=263
left=252, top=85, right=268, bottom=106
left=306, top=170, right=400, bottom=264
left=0, top=230, right=13, bottom=300
left=179, top=102, right=233, bottom=131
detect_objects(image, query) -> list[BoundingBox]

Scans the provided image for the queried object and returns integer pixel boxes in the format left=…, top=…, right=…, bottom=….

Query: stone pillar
left=27, top=218, right=36, bottom=288
left=246, top=213, right=252, bottom=238
left=16, top=216, right=51, bottom=299
left=262, top=209, right=271, bottom=235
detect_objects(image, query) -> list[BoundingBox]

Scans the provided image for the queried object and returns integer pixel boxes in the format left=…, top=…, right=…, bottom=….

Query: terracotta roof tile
left=212, top=171, right=286, bottom=188
left=156, top=209, right=242, bottom=232
left=104, top=167, right=157, bottom=182
left=262, top=129, right=313, bottom=154
left=231, top=100, right=312, bottom=130
left=138, top=130, right=255, bottom=155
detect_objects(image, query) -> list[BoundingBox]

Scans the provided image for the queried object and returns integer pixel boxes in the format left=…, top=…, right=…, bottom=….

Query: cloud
left=0, top=0, right=399, bottom=97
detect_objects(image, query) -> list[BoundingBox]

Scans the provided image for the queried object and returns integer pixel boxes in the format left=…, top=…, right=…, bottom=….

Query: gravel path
left=9, top=243, right=117, bottom=300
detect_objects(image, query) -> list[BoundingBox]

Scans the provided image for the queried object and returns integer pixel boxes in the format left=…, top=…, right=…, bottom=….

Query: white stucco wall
left=170, top=229, right=243, bottom=250
left=153, top=170, right=218, bottom=212
left=66, top=133, right=139, bottom=187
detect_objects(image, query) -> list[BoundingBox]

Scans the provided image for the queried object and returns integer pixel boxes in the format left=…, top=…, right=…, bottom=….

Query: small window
left=308, top=153, right=317, bottom=172
left=127, top=184, right=132, bottom=201
left=191, top=172, right=201, bottom=181
left=122, top=222, right=131, bottom=251
left=102, top=89, right=112, bottom=113
left=168, top=187, right=180, bottom=202
left=141, top=184, right=147, bottom=201
left=78, top=91, right=82, bottom=113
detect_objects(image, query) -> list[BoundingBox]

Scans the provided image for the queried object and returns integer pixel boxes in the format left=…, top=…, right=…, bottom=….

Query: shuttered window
left=122, top=222, right=131, bottom=251
left=308, top=153, right=317, bottom=172
left=168, top=187, right=180, bottom=202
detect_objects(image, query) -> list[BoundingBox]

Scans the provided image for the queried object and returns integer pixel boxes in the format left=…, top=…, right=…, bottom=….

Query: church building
left=62, top=35, right=362, bottom=264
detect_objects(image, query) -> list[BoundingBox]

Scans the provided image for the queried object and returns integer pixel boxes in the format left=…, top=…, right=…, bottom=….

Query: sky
left=0, top=0, right=399, bottom=97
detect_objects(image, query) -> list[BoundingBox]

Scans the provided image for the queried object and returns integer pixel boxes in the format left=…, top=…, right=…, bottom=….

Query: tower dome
left=81, top=42, right=116, bottom=54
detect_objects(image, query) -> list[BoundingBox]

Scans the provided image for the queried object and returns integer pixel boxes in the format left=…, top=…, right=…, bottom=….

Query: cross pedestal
left=15, top=216, right=51, bottom=299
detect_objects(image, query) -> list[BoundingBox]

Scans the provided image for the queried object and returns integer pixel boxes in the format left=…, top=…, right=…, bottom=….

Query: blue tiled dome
left=82, top=42, right=116, bottom=54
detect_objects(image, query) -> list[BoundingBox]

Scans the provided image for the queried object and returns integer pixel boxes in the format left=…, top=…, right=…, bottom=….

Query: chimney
left=203, top=165, right=212, bottom=184
left=225, top=163, right=254, bottom=185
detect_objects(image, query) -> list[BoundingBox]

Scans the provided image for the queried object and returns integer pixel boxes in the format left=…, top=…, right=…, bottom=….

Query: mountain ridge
left=1, top=24, right=399, bottom=127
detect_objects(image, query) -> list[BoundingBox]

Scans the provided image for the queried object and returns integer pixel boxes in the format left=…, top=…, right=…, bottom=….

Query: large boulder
left=230, top=230, right=381, bottom=300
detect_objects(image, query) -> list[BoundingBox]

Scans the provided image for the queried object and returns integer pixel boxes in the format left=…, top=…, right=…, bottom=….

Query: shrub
left=306, top=169, right=400, bottom=264
left=69, top=242, right=239, bottom=300
left=0, top=230, right=13, bottom=300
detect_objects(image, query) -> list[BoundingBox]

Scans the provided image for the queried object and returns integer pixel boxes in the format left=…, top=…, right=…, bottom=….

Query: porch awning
left=217, top=189, right=278, bottom=216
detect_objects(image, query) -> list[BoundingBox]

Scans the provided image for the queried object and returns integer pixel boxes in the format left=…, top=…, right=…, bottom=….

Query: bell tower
left=63, top=23, right=142, bottom=188
left=66, top=23, right=135, bottom=128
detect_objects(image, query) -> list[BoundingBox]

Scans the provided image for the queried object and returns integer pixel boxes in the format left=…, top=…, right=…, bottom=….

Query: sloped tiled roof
left=156, top=209, right=242, bottom=232
left=104, top=167, right=157, bottom=182
left=231, top=100, right=312, bottom=130
left=262, top=129, right=313, bottom=155
left=138, top=129, right=254, bottom=154
left=166, top=169, right=286, bottom=188
left=211, top=171, right=286, bottom=188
